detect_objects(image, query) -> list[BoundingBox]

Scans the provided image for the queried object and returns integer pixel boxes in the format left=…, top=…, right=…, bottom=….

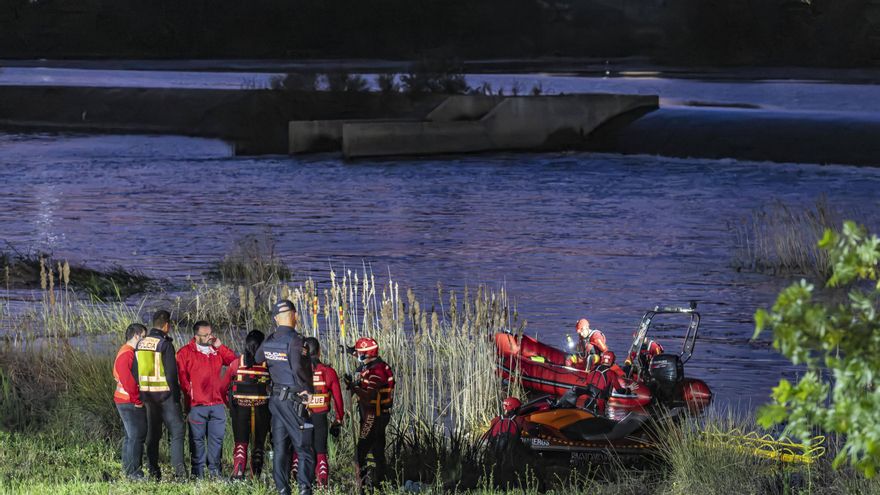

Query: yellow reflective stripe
left=140, top=385, right=171, bottom=392
left=237, top=369, right=269, bottom=376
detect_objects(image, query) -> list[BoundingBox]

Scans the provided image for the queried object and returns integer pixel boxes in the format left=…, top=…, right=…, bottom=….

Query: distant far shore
left=4, top=58, right=880, bottom=84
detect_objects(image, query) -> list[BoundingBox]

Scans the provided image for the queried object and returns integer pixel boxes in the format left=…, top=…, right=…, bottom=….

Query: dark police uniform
left=255, top=301, right=315, bottom=495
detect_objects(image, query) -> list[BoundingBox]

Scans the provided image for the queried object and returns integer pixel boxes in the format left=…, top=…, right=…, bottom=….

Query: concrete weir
left=288, top=93, right=658, bottom=158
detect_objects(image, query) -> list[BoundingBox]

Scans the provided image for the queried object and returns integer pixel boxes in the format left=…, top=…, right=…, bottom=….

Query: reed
left=731, top=196, right=856, bottom=279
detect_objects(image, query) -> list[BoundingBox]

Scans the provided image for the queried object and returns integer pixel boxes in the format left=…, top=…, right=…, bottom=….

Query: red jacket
left=113, top=344, right=141, bottom=405
left=308, top=362, right=344, bottom=422
left=176, top=339, right=237, bottom=408
left=352, top=358, right=395, bottom=417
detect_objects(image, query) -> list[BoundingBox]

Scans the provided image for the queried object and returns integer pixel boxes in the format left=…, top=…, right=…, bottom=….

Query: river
left=2, top=65, right=880, bottom=409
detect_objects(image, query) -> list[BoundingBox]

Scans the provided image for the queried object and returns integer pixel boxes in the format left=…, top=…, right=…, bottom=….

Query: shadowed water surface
left=2, top=132, right=880, bottom=410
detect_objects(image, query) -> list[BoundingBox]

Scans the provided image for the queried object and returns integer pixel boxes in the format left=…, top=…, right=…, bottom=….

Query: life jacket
left=484, top=415, right=521, bottom=453
left=577, top=366, right=621, bottom=414
left=113, top=344, right=137, bottom=403
left=135, top=334, right=171, bottom=402
left=308, top=362, right=338, bottom=413
left=571, top=329, right=608, bottom=368
left=355, top=358, right=394, bottom=417
left=261, top=327, right=312, bottom=393
left=231, top=355, right=271, bottom=407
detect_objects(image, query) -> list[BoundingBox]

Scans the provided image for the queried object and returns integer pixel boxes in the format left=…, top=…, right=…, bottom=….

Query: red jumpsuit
left=300, top=362, right=344, bottom=487
left=350, top=358, right=395, bottom=493
left=565, top=329, right=608, bottom=370
left=576, top=365, right=627, bottom=414
left=625, top=339, right=664, bottom=378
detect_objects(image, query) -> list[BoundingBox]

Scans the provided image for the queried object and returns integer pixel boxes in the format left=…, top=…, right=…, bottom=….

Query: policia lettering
left=256, top=300, right=316, bottom=495
left=343, top=337, right=395, bottom=495
left=136, top=336, right=171, bottom=399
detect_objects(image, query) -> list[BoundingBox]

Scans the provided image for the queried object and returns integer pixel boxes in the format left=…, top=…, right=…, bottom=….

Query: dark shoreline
left=5, top=58, right=880, bottom=84
left=2, top=84, right=879, bottom=166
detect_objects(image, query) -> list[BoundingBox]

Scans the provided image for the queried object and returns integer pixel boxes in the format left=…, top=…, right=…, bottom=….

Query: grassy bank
left=2, top=270, right=879, bottom=493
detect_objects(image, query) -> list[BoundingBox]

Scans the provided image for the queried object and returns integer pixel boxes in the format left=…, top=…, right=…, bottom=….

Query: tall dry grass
left=731, top=197, right=851, bottom=279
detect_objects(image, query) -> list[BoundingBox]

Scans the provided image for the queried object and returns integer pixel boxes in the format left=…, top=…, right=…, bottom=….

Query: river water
left=2, top=130, right=880, bottom=410
left=2, top=66, right=880, bottom=409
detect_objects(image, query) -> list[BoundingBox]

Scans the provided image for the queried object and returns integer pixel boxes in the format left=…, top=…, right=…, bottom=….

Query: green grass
left=3, top=267, right=880, bottom=493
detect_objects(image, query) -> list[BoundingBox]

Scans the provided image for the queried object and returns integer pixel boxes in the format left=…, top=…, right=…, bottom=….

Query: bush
left=269, top=72, right=319, bottom=92
left=401, top=59, right=469, bottom=95
left=755, top=221, right=880, bottom=477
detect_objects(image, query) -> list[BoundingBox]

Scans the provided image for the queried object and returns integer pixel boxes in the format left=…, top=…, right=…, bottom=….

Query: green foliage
left=755, top=221, right=880, bottom=477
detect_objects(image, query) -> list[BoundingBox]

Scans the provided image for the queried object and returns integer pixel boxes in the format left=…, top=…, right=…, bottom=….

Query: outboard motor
left=648, top=354, right=683, bottom=404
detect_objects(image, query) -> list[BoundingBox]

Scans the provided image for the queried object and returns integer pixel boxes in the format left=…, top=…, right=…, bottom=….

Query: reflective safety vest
left=231, top=356, right=271, bottom=407
left=136, top=336, right=171, bottom=402
left=307, top=362, right=339, bottom=413
left=355, top=359, right=394, bottom=417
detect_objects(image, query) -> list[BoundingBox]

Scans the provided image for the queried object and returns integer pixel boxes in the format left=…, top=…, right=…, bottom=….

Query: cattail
left=248, top=289, right=256, bottom=313
left=48, top=267, right=55, bottom=306
left=238, top=285, right=247, bottom=309
left=39, top=257, right=47, bottom=291
left=281, top=284, right=290, bottom=300
left=62, top=261, right=70, bottom=287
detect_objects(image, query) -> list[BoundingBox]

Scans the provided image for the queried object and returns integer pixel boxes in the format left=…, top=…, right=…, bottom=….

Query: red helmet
left=502, top=396, right=521, bottom=414
left=575, top=318, right=590, bottom=334
left=599, top=351, right=616, bottom=367
left=355, top=337, right=379, bottom=357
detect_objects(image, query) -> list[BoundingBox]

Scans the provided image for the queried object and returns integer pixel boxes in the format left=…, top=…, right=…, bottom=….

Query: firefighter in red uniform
left=565, top=318, right=608, bottom=370
left=482, top=396, right=522, bottom=452
left=623, top=337, right=664, bottom=377
left=573, top=351, right=628, bottom=415
left=342, top=337, right=394, bottom=494
left=291, top=337, right=344, bottom=487
left=223, top=330, right=272, bottom=480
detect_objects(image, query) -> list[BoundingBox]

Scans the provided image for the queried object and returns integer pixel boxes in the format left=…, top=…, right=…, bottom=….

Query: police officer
left=255, top=300, right=315, bottom=495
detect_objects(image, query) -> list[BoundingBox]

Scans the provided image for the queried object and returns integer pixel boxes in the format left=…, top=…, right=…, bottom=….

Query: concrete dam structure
left=288, top=94, right=659, bottom=158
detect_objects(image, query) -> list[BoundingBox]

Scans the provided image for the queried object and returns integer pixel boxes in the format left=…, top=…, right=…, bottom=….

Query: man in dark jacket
left=255, top=300, right=315, bottom=495
left=136, top=309, right=186, bottom=480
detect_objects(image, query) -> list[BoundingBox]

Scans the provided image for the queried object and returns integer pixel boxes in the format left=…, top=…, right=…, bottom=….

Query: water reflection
left=2, top=132, right=880, bottom=410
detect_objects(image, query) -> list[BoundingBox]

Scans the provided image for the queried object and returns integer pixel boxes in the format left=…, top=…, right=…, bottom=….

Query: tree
left=754, top=221, right=880, bottom=476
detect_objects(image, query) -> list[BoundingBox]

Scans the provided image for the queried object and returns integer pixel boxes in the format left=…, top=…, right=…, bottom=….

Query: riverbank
left=3, top=84, right=880, bottom=165
left=0, top=86, right=445, bottom=154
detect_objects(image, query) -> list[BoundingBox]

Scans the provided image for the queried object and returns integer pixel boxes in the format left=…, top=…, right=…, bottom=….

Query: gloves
left=342, top=373, right=353, bottom=390
left=338, top=344, right=356, bottom=356
left=329, top=421, right=341, bottom=438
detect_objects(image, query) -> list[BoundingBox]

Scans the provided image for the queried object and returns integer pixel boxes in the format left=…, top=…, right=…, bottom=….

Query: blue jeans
left=116, top=403, right=147, bottom=479
left=145, top=397, right=186, bottom=478
left=188, top=404, right=227, bottom=477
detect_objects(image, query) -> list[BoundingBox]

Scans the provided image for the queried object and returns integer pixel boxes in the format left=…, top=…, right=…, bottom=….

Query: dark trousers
left=356, top=412, right=390, bottom=491
left=269, top=397, right=315, bottom=495
left=312, top=412, right=329, bottom=454
left=188, top=404, right=226, bottom=477
left=231, top=402, right=271, bottom=445
left=116, top=403, right=147, bottom=479
left=145, top=397, right=186, bottom=478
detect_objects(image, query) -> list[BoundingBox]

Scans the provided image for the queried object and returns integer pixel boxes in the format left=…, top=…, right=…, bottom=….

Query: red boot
left=291, top=452, right=299, bottom=480
left=231, top=442, right=248, bottom=480
left=316, top=453, right=329, bottom=487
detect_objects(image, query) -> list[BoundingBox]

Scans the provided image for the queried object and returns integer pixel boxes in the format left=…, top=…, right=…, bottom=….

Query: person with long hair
left=224, top=330, right=272, bottom=480
left=292, top=337, right=344, bottom=487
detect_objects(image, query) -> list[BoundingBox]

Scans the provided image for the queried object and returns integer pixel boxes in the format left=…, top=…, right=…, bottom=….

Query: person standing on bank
left=136, top=310, right=187, bottom=480
left=114, top=323, right=148, bottom=480
left=223, top=330, right=272, bottom=480
left=176, top=320, right=237, bottom=478
left=255, top=300, right=316, bottom=495
left=343, top=337, right=395, bottom=494
left=298, top=337, right=344, bottom=487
